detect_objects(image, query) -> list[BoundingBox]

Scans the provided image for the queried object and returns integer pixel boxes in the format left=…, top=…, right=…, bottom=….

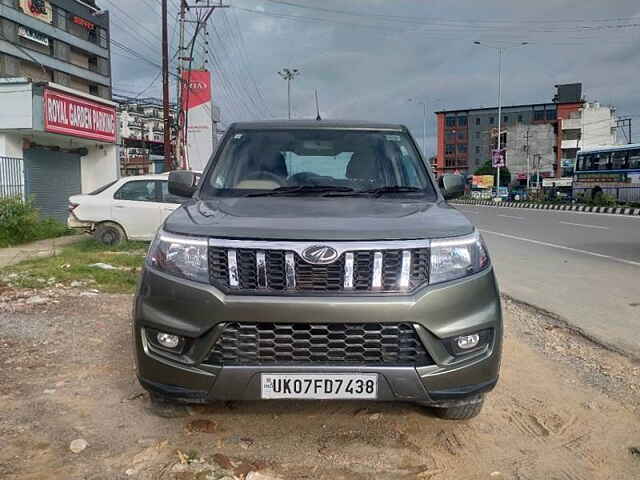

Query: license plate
left=261, top=373, right=378, bottom=400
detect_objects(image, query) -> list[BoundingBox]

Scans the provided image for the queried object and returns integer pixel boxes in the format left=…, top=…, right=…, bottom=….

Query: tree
left=473, top=161, right=511, bottom=187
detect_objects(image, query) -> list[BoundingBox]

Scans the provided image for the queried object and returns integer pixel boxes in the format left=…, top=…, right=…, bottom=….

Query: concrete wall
left=0, top=80, right=32, bottom=129
left=581, top=103, right=616, bottom=149
left=506, top=123, right=556, bottom=179
left=80, top=143, right=117, bottom=193
left=0, top=132, right=23, bottom=158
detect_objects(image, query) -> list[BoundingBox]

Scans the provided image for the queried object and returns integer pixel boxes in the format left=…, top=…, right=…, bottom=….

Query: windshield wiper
left=357, top=186, right=424, bottom=197
left=246, top=185, right=356, bottom=197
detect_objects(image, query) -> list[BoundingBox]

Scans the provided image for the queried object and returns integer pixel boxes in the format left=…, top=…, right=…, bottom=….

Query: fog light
left=456, top=334, right=481, bottom=350
left=157, top=332, right=181, bottom=349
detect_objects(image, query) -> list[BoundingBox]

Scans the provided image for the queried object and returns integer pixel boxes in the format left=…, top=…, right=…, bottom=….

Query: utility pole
left=175, top=0, right=187, bottom=170
left=161, top=0, right=172, bottom=171
left=175, top=0, right=228, bottom=169
left=408, top=99, right=428, bottom=157
left=474, top=41, right=529, bottom=195
left=524, top=127, right=530, bottom=190
left=278, top=68, right=300, bottom=120
left=617, top=118, right=632, bottom=144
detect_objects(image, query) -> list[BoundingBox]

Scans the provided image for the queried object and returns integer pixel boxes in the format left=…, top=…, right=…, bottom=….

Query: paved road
left=455, top=204, right=640, bottom=358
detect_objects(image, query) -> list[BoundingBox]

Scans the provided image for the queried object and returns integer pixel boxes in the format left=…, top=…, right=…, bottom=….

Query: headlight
left=430, top=231, right=490, bottom=284
left=147, top=230, right=208, bottom=284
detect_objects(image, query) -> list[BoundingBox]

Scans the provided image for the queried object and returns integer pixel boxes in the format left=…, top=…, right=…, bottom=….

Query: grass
left=1, top=238, right=148, bottom=294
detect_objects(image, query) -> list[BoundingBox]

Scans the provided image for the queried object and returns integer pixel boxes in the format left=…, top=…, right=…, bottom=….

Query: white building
left=560, top=102, right=617, bottom=175
left=117, top=99, right=174, bottom=176
left=0, top=77, right=118, bottom=221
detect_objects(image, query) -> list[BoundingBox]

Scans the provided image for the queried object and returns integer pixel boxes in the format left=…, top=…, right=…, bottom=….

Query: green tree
left=473, top=161, right=511, bottom=187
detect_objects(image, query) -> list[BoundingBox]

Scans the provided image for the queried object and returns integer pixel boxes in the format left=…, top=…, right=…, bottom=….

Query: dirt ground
left=1, top=287, right=640, bottom=480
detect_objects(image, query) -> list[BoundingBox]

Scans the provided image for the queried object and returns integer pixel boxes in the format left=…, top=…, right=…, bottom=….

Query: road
left=455, top=204, right=640, bottom=358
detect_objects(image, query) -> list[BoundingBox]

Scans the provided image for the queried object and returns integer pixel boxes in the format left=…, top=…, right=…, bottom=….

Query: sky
left=105, top=0, right=640, bottom=157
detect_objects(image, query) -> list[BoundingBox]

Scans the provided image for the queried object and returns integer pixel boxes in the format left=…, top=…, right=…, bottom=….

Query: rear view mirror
left=169, top=171, right=199, bottom=198
left=439, top=174, right=466, bottom=200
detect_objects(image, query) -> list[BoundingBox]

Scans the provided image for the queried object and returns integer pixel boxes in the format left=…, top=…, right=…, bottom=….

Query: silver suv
left=133, top=121, right=502, bottom=420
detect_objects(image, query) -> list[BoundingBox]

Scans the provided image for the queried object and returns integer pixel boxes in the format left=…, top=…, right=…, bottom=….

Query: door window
left=114, top=180, right=158, bottom=202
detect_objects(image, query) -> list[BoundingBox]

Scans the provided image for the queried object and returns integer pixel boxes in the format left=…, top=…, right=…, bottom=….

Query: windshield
left=200, top=129, right=436, bottom=199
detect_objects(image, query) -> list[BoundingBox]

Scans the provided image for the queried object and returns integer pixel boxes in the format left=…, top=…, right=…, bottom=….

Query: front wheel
left=431, top=395, right=485, bottom=420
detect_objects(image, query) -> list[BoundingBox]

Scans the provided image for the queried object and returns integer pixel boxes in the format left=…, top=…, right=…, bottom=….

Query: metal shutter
left=24, top=148, right=82, bottom=222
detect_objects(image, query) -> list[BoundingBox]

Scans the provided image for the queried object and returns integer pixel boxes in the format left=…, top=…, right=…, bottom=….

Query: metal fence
left=0, top=156, right=25, bottom=199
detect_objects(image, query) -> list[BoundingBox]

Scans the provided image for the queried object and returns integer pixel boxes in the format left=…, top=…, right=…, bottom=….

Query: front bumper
left=133, top=266, right=502, bottom=405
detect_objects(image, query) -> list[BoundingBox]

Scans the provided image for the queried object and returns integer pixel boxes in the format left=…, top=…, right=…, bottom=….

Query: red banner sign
left=72, top=16, right=95, bottom=30
left=44, top=89, right=116, bottom=143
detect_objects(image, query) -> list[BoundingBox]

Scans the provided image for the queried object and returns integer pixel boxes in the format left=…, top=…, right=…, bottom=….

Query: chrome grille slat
left=285, top=253, right=296, bottom=290
left=372, top=252, right=383, bottom=290
left=227, top=250, right=239, bottom=288
left=256, top=251, right=268, bottom=289
left=399, top=251, right=411, bottom=290
left=208, top=240, right=430, bottom=295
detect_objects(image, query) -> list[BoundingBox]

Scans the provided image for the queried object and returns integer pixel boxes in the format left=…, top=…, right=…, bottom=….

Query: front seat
left=346, top=153, right=381, bottom=186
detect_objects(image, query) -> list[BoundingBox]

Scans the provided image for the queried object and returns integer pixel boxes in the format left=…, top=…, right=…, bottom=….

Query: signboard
left=492, top=149, right=506, bottom=167
left=43, top=89, right=116, bottom=143
left=181, top=70, right=214, bottom=171
left=542, top=177, right=573, bottom=188
left=72, top=16, right=95, bottom=30
left=20, top=0, right=53, bottom=24
left=575, top=172, right=626, bottom=184
left=472, top=175, right=494, bottom=189
left=18, top=26, right=49, bottom=46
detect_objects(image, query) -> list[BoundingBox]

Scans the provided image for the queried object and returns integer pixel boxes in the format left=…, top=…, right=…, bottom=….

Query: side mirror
left=439, top=174, right=466, bottom=200
left=168, top=171, right=199, bottom=198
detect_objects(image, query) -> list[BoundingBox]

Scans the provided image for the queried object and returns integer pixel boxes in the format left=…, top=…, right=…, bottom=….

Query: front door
left=111, top=179, right=162, bottom=240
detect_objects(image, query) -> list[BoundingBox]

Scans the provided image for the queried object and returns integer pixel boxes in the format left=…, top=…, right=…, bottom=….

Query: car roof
left=228, top=120, right=407, bottom=131
left=120, top=174, right=169, bottom=181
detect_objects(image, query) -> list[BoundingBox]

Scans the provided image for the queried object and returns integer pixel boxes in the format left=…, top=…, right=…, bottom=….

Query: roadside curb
left=451, top=199, right=640, bottom=216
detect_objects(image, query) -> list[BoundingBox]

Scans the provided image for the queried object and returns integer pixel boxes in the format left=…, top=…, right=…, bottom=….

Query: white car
left=68, top=174, right=188, bottom=244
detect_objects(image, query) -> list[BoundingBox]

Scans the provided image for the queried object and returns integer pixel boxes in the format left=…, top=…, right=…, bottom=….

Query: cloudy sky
left=105, top=0, right=640, bottom=157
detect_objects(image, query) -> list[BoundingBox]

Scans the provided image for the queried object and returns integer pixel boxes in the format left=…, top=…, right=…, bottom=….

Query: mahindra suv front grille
left=208, top=240, right=430, bottom=295
left=204, top=322, right=434, bottom=366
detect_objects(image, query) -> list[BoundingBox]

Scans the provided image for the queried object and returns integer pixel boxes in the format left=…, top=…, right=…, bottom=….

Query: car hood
left=164, top=197, right=474, bottom=241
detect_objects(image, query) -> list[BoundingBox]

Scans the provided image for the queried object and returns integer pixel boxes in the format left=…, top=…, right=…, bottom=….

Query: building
left=1, top=0, right=111, bottom=98
left=0, top=1, right=117, bottom=222
left=434, top=83, right=618, bottom=183
left=117, top=98, right=175, bottom=176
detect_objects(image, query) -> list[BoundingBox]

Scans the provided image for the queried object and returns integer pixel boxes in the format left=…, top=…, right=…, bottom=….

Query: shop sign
left=44, top=89, right=116, bottom=143
left=18, top=26, right=50, bottom=46
left=472, top=175, right=495, bottom=189
left=72, top=16, right=95, bottom=30
left=20, top=0, right=53, bottom=24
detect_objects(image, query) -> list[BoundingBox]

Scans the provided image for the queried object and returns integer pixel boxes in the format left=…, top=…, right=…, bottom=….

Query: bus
left=574, top=144, right=640, bottom=203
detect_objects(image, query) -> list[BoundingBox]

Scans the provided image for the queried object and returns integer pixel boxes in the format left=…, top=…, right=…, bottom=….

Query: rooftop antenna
left=315, top=89, right=322, bottom=121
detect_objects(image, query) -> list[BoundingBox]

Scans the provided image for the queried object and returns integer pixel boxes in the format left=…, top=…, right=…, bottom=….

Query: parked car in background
left=68, top=174, right=194, bottom=244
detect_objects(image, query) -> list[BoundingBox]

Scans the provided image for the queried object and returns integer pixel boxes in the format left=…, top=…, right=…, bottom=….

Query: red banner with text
left=44, top=89, right=116, bottom=143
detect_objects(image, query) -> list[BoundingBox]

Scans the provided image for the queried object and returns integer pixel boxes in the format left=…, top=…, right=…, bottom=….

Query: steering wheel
left=288, top=172, right=334, bottom=186
left=243, top=171, right=286, bottom=187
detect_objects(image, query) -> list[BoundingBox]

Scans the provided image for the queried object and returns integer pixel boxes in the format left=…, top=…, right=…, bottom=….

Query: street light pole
left=496, top=47, right=503, bottom=191
left=408, top=98, right=428, bottom=156
left=278, top=68, right=300, bottom=120
left=474, top=41, right=528, bottom=195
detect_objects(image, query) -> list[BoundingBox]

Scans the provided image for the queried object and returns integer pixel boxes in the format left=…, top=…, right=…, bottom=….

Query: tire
left=432, top=396, right=485, bottom=420
left=94, top=222, right=126, bottom=246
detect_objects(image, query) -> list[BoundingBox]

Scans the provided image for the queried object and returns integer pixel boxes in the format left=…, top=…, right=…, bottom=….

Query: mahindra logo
left=302, top=245, right=339, bottom=265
